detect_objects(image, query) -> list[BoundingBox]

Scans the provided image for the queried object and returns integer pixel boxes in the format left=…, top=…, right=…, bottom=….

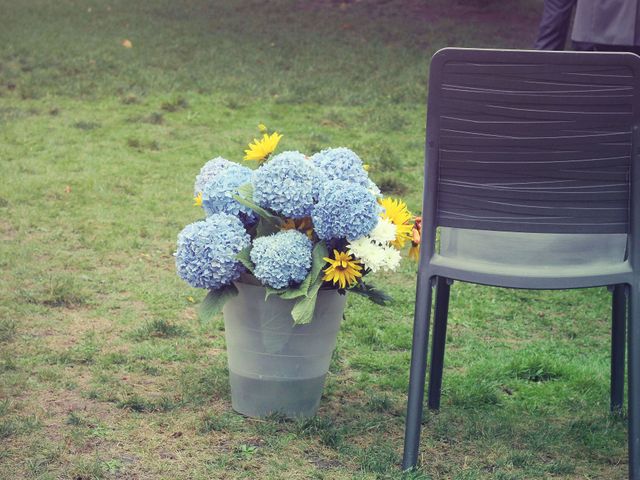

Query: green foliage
left=115, top=394, right=180, bottom=413
left=0, top=399, right=11, bottom=417
left=53, top=333, right=101, bottom=365
left=65, top=411, right=86, bottom=426
left=131, top=318, right=189, bottom=340
left=507, top=353, right=567, bottom=383
left=291, top=275, right=323, bottom=325
left=0, top=415, right=40, bottom=440
left=19, top=274, right=88, bottom=308
left=357, top=440, right=399, bottom=475
left=178, top=359, right=230, bottom=405
left=296, top=416, right=344, bottom=448
left=233, top=183, right=282, bottom=233
left=199, top=412, right=241, bottom=434
left=0, top=319, right=16, bottom=343
left=235, top=245, right=255, bottom=272
left=198, top=284, right=238, bottom=322
left=350, top=281, right=393, bottom=306
left=234, top=443, right=259, bottom=460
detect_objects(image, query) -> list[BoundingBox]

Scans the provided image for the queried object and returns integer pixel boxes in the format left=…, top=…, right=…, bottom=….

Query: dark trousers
left=534, top=0, right=576, bottom=50
left=534, top=0, right=596, bottom=51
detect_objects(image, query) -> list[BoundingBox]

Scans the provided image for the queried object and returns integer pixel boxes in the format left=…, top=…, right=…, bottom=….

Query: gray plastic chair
left=402, top=48, right=640, bottom=479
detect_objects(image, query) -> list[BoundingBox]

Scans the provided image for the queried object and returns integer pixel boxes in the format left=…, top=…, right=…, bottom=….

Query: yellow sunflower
left=193, top=191, right=203, bottom=207
left=243, top=132, right=282, bottom=162
left=379, top=197, right=413, bottom=248
left=322, top=250, right=363, bottom=289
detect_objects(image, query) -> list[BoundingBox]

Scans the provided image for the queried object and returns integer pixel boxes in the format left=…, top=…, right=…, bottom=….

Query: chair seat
left=429, top=253, right=633, bottom=289
left=429, top=228, right=633, bottom=289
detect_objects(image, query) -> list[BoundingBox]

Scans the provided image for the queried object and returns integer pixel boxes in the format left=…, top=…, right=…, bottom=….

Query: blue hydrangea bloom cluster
left=252, top=151, right=325, bottom=218
left=311, top=147, right=369, bottom=188
left=175, top=213, right=250, bottom=289
left=312, top=179, right=380, bottom=241
left=250, top=230, right=313, bottom=289
left=202, top=163, right=257, bottom=225
left=194, top=157, right=233, bottom=195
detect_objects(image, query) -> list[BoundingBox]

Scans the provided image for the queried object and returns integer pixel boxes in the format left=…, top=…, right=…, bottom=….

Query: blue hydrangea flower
left=175, top=213, right=250, bottom=289
left=201, top=163, right=257, bottom=225
left=194, top=157, right=233, bottom=195
left=311, top=147, right=369, bottom=188
left=312, top=179, right=380, bottom=241
left=250, top=230, right=313, bottom=289
left=367, top=179, right=382, bottom=197
left=252, top=151, right=325, bottom=218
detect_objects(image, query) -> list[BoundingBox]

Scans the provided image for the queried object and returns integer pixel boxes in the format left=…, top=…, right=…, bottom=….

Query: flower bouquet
left=175, top=126, right=420, bottom=417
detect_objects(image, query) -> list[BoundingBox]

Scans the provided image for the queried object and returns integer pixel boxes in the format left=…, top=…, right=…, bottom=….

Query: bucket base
left=230, top=371, right=327, bottom=418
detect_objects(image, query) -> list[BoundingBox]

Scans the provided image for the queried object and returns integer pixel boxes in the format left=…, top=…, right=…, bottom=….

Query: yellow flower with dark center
left=322, top=250, right=363, bottom=289
left=193, top=192, right=203, bottom=207
left=243, top=132, right=283, bottom=162
left=379, top=197, right=413, bottom=249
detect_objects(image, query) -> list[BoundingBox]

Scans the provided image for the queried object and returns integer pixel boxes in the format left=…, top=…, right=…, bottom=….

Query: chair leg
left=611, top=284, right=626, bottom=413
left=428, top=277, right=451, bottom=411
left=628, top=284, right=640, bottom=480
left=402, top=273, right=435, bottom=471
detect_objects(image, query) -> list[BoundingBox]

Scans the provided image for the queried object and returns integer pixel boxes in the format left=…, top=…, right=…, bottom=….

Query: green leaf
left=264, top=286, right=286, bottom=300
left=291, top=273, right=324, bottom=324
left=198, top=284, right=238, bottom=322
left=235, top=246, right=254, bottom=272
left=233, top=183, right=281, bottom=227
left=236, top=182, right=254, bottom=199
left=291, top=295, right=315, bottom=325
left=350, top=282, right=392, bottom=306
left=308, top=241, right=329, bottom=286
left=256, top=217, right=280, bottom=237
left=278, top=241, right=329, bottom=300
left=277, top=288, right=308, bottom=300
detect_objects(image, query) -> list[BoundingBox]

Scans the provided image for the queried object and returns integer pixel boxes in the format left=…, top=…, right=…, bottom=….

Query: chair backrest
left=422, top=49, right=640, bottom=268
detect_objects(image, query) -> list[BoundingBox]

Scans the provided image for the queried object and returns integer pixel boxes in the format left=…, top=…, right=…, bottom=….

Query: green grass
left=0, top=0, right=630, bottom=478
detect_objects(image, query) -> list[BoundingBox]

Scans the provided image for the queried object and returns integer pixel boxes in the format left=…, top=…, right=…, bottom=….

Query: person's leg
left=534, top=0, right=577, bottom=50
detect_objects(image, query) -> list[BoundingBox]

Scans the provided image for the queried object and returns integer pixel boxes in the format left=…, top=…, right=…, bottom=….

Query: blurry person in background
left=572, top=0, right=640, bottom=55
left=534, top=0, right=593, bottom=51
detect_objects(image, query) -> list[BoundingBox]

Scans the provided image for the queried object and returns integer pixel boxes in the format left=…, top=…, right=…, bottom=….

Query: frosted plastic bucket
left=222, top=282, right=347, bottom=418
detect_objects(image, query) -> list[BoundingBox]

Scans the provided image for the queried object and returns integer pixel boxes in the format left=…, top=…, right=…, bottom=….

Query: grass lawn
left=0, top=0, right=630, bottom=478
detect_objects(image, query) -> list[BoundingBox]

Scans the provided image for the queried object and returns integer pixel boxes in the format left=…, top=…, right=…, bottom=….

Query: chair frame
left=402, top=48, right=640, bottom=479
